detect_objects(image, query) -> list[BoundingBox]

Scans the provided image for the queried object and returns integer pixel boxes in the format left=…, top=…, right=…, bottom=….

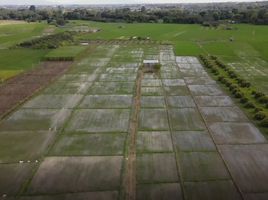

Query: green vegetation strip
left=44, top=46, right=87, bottom=61
left=199, top=55, right=268, bottom=132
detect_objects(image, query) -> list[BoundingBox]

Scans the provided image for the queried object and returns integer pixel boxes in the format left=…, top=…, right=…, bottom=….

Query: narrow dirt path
left=125, top=69, right=143, bottom=200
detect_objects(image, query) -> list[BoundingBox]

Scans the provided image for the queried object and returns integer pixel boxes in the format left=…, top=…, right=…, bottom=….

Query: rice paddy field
left=0, top=40, right=267, bottom=200
left=0, top=20, right=268, bottom=200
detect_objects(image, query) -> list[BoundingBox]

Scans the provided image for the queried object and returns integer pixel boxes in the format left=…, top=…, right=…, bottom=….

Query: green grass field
left=0, top=22, right=53, bottom=49
left=0, top=49, right=49, bottom=81
left=44, top=46, right=87, bottom=61
left=0, top=21, right=55, bottom=81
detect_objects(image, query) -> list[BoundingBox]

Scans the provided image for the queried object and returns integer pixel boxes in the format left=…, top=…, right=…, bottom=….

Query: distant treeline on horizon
left=0, top=1, right=268, bottom=25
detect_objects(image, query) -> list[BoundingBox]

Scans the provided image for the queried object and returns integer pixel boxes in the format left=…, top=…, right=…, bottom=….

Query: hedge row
left=200, top=55, right=268, bottom=127
left=44, top=57, right=74, bottom=61
left=17, top=32, right=75, bottom=49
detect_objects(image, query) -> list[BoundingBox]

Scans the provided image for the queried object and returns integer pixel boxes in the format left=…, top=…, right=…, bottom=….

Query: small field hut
left=143, top=60, right=160, bottom=72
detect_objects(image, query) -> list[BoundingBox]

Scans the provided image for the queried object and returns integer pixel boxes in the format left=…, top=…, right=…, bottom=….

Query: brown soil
left=0, top=61, right=73, bottom=119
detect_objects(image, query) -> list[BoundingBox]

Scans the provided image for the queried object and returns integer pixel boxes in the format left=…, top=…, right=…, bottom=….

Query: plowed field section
left=0, top=61, right=72, bottom=118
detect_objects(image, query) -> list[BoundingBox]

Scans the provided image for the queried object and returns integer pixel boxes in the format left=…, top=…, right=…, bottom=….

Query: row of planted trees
left=200, top=55, right=268, bottom=128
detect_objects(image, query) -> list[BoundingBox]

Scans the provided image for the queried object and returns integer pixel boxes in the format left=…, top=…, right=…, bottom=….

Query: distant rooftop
left=143, top=60, right=159, bottom=64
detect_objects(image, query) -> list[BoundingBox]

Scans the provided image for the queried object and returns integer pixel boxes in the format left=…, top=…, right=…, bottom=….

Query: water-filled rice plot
left=136, top=131, right=173, bottom=153
left=219, top=145, right=268, bottom=193
left=27, top=156, right=123, bottom=194
left=50, top=133, right=126, bottom=156
left=20, top=191, right=119, bottom=200
left=141, top=87, right=164, bottom=96
left=136, top=153, right=179, bottom=184
left=200, top=107, right=248, bottom=123
left=188, top=85, right=224, bottom=96
left=194, top=96, right=233, bottom=107
left=139, top=109, right=169, bottom=131
left=22, top=95, right=83, bottom=109
left=43, top=81, right=91, bottom=94
left=137, top=183, right=183, bottom=200
left=66, top=109, right=130, bottom=133
left=173, top=131, right=216, bottom=152
left=209, top=122, right=266, bottom=145
left=88, top=81, right=135, bottom=94
left=184, top=76, right=216, bottom=85
left=179, top=152, right=230, bottom=182
left=169, top=108, right=205, bottom=131
left=0, top=131, right=55, bottom=163
left=99, top=73, right=137, bottom=82
left=141, top=96, right=165, bottom=108
left=0, top=163, right=37, bottom=196
left=0, top=109, right=71, bottom=131
left=167, top=96, right=195, bottom=108
left=79, top=95, right=132, bottom=109
left=183, top=180, right=241, bottom=200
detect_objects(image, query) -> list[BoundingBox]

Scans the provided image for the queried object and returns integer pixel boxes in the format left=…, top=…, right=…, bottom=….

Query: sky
left=0, top=0, right=266, bottom=5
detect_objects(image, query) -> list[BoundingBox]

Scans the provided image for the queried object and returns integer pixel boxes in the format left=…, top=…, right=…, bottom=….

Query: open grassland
left=0, top=21, right=56, bottom=81
left=0, top=49, right=49, bottom=81
left=44, top=46, right=87, bottom=61
left=0, top=21, right=52, bottom=49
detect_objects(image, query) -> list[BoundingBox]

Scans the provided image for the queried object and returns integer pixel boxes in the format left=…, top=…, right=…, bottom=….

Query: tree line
left=0, top=2, right=268, bottom=25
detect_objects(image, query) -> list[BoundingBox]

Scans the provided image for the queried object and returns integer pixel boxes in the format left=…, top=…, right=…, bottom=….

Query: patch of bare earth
left=0, top=61, right=72, bottom=118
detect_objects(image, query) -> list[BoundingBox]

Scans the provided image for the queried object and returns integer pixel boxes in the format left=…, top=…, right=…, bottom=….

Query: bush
left=220, top=77, right=227, bottom=84
left=239, top=80, right=251, bottom=88
left=229, top=85, right=238, bottom=92
left=225, top=81, right=232, bottom=87
left=251, top=90, right=256, bottom=95
left=234, top=92, right=243, bottom=98
left=244, top=102, right=255, bottom=109
left=210, top=55, right=217, bottom=60
left=254, top=92, right=265, bottom=99
left=211, top=68, right=219, bottom=75
left=258, top=96, right=268, bottom=104
left=18, top=32, right=75, bottom=49
left=218, top=76, right=224, bottom=81
left=254, top=108, right=263, bottom=113
left=240, top=97, right=249, bottom=104
left=260, top=117, right=268, bottom=127
left=254, top=112, right=266, bottom=121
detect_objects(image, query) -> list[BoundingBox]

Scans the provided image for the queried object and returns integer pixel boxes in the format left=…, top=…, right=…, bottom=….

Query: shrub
left=258, top=96, right=268, bottom=104
left=219, top=77, right=227, bottom=84
left=239, top=80, right=251, bottom=88
left=229, top=85, right=238, bottom=92
left=210, top=55, right=217, bottom=60
left=251, top=90, right=256, bottom=95
left=225, top=81, right=232, bottom=87
left=18, top=32, right=75, bottom=49
left=234, top=92, right=243, bottom=98
left=254, top=92, right=265, bottom=99
left=211, top=68, right=219, bottom=75
left=254, top=108, right=263, bottom=113
left=218, top=76, right=224, bottom=81
left=260, top=117, right=268, bottom=127
left=244, top=102, right=255, bottom=109
left=240, top=97, right=249, bottom=104
left=254, top=112, right=266, bottom=121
